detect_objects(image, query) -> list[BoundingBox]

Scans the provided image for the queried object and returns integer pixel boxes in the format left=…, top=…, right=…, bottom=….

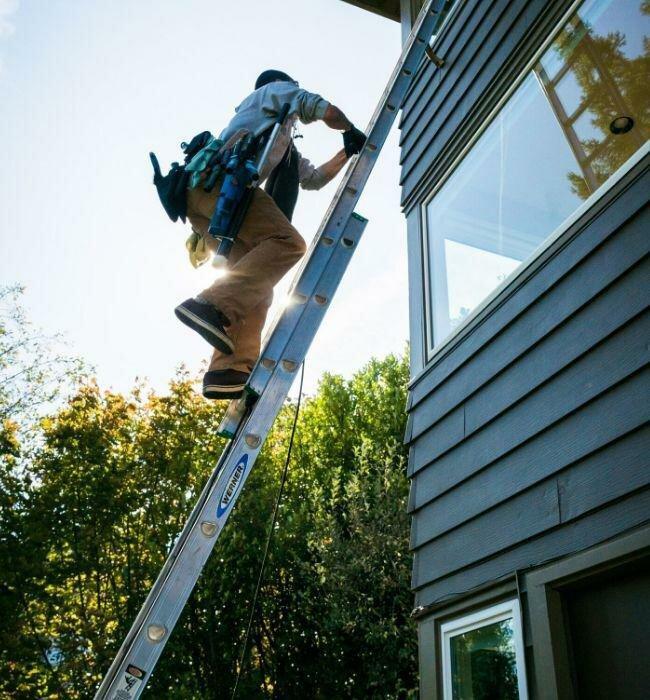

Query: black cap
left=255, top=69, right=296, bottom=90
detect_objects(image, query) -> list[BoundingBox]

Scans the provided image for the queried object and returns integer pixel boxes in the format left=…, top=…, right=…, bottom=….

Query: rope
left=231, top=361, right=305, bottom=699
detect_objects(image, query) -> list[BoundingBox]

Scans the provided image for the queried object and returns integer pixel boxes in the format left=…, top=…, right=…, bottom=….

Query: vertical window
left=424, top=0, right=649, bottom=353
left=440, top=600, right=528, bottom=700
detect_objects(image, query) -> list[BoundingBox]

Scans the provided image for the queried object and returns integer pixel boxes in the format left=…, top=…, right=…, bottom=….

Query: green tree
left=1, top=296, right=415, bottom=700
left=0, top=285, right=84, bottom=698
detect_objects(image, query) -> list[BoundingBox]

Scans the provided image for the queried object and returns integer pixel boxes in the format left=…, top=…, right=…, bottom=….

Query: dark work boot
left=202, top=369, right=250, bottom=400
left=174, top=298, right=234, bottom=355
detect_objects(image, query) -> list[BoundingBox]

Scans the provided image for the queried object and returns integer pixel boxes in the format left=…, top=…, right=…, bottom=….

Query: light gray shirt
left=218, top=81, right=331, bottom=189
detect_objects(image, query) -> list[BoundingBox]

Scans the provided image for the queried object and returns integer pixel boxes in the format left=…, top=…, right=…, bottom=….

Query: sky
left=0, top=0, right=407, bottom=399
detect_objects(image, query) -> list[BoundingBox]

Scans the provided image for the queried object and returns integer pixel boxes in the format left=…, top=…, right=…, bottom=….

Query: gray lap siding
left=399, top=0, right=572, bottom=209
left=402, top=0, right=650, bottom=607
left=407, top=171, right=649, bottom=604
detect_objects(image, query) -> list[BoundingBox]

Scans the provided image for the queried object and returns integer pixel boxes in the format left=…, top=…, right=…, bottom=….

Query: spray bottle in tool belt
left=209, top=102, right=292, bottom=269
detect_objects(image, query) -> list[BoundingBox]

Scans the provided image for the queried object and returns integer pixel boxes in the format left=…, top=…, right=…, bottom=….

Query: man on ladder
left=99, top=5, right=447, bottom=697
left=173, top=69, right=366, bottom=400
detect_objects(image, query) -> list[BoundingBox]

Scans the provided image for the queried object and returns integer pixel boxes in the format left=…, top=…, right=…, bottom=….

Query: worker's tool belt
left=150, top=128, right=270, bottom=225
left=149, top=131, right=225, bottom=223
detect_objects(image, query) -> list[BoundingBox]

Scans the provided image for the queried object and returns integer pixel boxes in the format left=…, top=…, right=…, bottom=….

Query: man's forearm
left=318, top=148, right=348, bottom=182
left=322, top=104, right=353, bottom=131
left=302, top=149, right=349, bottom=190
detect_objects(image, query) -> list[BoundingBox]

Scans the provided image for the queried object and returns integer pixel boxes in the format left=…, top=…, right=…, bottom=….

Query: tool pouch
left=181, top=131, right=213, bottom=162
left=150, top=153, right=191, bottom=223
left=149, top=131, right=217, bottom=223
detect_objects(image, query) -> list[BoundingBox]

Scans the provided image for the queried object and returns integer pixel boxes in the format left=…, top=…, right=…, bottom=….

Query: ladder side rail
left=249, top=216, right=366, bottom=395
left=95, top=439, right=238, bottom=698
left=97, top=215, right=367, bottom=700
left=249, top=0, right=447, bottom=395
left=97, top=2, right=449, bottom=695
left=303, top=0, right=446, bottom=248
left=259, top=218, right=367, bottom=370
left=216, top=215, right=367, bottom=440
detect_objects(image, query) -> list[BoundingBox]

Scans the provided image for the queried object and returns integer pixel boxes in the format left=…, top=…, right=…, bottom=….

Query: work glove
left=343, top=125, right=367, bottom=157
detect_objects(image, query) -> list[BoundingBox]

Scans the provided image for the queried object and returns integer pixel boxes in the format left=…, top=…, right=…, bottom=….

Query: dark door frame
left=525, top=525, right=650, bottom=700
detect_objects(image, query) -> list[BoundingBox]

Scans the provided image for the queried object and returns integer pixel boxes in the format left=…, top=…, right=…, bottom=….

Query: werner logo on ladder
left=95, top=2, right=448, bottom=697
left=217, top=454, right=249, bottom=518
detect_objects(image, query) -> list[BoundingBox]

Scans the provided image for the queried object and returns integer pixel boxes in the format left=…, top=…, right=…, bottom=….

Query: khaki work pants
left=186, top=185, right=306, bottom=374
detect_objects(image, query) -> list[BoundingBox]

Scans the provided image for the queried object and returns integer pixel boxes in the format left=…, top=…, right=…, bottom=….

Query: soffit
left=339, top=0, right=400, bottom=22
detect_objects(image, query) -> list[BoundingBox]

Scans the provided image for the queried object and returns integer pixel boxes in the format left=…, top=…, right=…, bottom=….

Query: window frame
left=439, top=598, right=529, bottom=700
left=419, top=0, right=650, bottom=362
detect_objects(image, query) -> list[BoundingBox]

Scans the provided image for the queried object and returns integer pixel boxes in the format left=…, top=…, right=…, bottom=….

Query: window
left=440, top=599, right=528, bottom=700
left=423, top=0, right=649, bottom=354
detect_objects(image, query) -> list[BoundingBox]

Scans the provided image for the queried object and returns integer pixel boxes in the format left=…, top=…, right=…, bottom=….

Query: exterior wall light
left=610, top=116, right=634, bottom=134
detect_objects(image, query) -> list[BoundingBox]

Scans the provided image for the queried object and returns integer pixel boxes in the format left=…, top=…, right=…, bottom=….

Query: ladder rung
left=248, top=212, right=366, bottom=396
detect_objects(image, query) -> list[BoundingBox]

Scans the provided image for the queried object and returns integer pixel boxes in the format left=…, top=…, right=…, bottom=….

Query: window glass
left=424, top=0, right=649, bottom=351
left=441, top=601, right=528, bottom=700
left=449, top=617, right=519, bottom=700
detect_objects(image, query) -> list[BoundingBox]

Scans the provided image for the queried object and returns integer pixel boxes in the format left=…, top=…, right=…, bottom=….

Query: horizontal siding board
left=400, top=0, right=483, bottom=118
left=558, top=431, right=650, bottom=523
left=413, top=489, right=650, bottom=601
left=409, top=179, right=649, bottom=409
left=400, top=0, right=553, bottom=198
left=400, top=0, right=521, bottom=152
left=411, top=426, right=650, bottom=548
left=464, top=263, right=650, bottom=435
left=400, top=0, right=481, bottom=125
left=410, top=258, right=649, bottom=454
left=408, top=405, right=464, bottom=466
left=402, top=0, right=528, bottom=176
left=411, top=481, right=560, bottom=588
left=420, top=256, right=648, bottom=442
left=399, top=0, right=499, bottom=141
left=411, top=348, right=649, bottom=514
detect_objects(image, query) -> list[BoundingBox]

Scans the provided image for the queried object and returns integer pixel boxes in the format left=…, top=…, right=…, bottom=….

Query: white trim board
left=439, top=598, right=529, bottom=699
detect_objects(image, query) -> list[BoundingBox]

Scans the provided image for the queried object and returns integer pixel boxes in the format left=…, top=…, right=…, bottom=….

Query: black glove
left=343, top=125, right=366, bottom=157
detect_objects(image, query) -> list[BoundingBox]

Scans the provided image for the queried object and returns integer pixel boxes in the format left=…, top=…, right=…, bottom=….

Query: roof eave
left=339, top=0, right=400, bottom=22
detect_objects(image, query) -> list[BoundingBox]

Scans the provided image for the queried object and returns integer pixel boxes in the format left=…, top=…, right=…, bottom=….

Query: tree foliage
left=0, top=287, right=415, bottom=699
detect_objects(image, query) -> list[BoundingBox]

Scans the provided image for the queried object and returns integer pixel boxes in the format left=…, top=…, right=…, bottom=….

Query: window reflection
left=536, top=1, right=648, bottom=198
left=425, top=0, right=649, bottom=350
left=449, top=617, right=519, bottom=700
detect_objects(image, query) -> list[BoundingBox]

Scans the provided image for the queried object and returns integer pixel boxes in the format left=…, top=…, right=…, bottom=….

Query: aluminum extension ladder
left=96, top=2, right=447, bottom=697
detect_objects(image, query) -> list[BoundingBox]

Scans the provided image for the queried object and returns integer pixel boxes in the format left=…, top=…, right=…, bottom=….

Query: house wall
left=399, top=0, right=573, bottom=211
left=408, top=165, right=649, bottom=609
left=399, top=0, right=650, bottom=696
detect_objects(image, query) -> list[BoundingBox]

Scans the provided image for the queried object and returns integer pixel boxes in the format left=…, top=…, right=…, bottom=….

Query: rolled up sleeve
left=295, top=91, right=329, bottom=124
left=265, top=82, right=330, bottom=125
left=297, top=153, right=328, bottom=191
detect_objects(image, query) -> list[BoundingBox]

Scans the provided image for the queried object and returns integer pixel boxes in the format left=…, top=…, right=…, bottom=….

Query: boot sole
left=175, top=305, right=234, bottom=355
left=203, top=383, right=246, bottom=400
